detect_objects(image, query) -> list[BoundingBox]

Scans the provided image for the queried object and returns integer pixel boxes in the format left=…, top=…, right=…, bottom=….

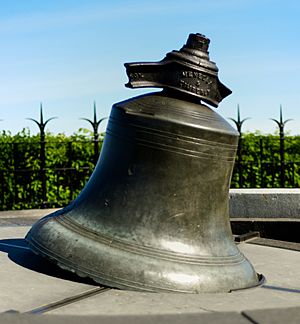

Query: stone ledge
left=0, top=209, right=60, bottom=219
left=229, top=188, right=300, bottom=219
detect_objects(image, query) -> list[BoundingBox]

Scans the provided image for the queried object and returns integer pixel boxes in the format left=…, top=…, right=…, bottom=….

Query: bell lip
left=26, top=233, right=263, bottom=294
left=26, top=213, right=261, bottom=294
left=229, top=273, right=266, bottom=292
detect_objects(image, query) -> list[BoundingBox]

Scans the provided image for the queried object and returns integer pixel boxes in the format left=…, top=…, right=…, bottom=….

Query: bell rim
left=26, top=214, right=261, bottom=294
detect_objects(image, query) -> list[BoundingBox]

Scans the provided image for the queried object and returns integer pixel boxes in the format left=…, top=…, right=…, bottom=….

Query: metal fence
left=232, top=160, right=300, bottom=188
left=0, top=140, right=97, bottom=210
left=0, top=104, right=106, bottom=210
left=0, top=105, right=299, bottom=210
left=230, top=105, right=300, bottom=188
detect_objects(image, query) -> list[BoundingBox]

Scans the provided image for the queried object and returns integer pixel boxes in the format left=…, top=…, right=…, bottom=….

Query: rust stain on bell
left=26, top=33, right=261, bottom=293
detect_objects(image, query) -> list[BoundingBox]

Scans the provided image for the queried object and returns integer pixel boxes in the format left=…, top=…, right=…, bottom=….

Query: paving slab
left=0, top=312, right=252, bottom=324
left=1, top=309, right=300, bottom=324
left=0, top=226, right=98, bottom=313
left=48, top=242, right=300, bottom=315
left=0, top=209, right=60, bottom=219
left=0, top=209, right=59, bottom=227
left=249, top=237, right=300, bottom=252
left=240, top=242, right=300, bottom=289
left=243, top=306, right=300, bottom=324
left=0, top=224, right=300, bottom=318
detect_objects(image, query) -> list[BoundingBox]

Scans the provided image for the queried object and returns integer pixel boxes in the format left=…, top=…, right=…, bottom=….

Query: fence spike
left=80, top=102, right=108, bottom=165
left=40, top=103, right=44, bottom=125
left=25, top=104, right=57, bottom=208
left=228, top=104, right=250, bottom=135
left=80, top=102, right=108, bottom=137
left=270, top=105, right=293, bottom=132
left=93, top=101, right=97, bottom=125
left=269, top=105, right=293, bottom=188
left=27, top=103, right=57, bottom=134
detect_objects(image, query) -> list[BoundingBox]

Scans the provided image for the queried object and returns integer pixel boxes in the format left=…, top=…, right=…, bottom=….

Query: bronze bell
left=26, top=34, right=260, bottom=293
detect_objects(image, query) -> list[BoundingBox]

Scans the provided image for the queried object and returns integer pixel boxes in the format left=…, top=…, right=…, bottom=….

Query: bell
left=26, top=34, right=260, bottom=293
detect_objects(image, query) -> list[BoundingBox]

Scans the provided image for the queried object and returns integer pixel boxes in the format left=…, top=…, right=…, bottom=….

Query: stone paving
left=0, top=210, right=299, bottom=323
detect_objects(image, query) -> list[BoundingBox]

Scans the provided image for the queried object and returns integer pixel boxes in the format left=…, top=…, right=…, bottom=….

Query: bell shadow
left=0, top=238, right=97, bottom=286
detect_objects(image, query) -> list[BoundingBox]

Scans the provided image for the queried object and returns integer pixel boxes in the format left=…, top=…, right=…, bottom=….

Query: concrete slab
left=0, top=209, right=60, bottom=219
left=48, top=242, right=300, bottom=315
left=249, top=237, right=300, bottom=252
left=0, top=208, right=60, bottom=219
left=0, top=225, right=299, bottom=318
left=0, top=209, right=59, bottom=227
left=243, top=306, right=300, bottom=324
left=0, top=312, right=252, bottom=324
left=0, top=226, right=98, bottom=313
left=230, top=188, right=300, bottom=219
left=240, top=242, right=300, bottom=289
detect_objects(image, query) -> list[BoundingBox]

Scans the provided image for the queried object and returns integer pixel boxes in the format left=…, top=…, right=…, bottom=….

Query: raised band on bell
left=26, top=33, right=261, bottom=293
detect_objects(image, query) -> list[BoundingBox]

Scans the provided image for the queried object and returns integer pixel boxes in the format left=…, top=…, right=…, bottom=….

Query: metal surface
left=228, top=105, right=250, bottom=187
left=27, top=104, right=57, bottom=208
left=26, top=34, right=260, bottom=293
left=125, top=33, right=231, bottom=107
left=270, top=106, right=293, bottom=187
left=81, top=102, right=108, bottom=165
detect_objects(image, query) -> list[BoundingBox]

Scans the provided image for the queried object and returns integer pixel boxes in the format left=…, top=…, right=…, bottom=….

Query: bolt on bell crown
left=25, top=33, right=261, bottom=293
left=184, top=33, right=210, bottom=51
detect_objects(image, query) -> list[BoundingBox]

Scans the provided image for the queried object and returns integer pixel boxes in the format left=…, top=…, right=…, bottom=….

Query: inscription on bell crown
left=181, top=71, right=213, bottom=85
left=179, top=79, right=211, bottom=97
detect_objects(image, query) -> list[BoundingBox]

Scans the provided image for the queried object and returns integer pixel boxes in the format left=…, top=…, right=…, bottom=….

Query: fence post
left=270, top=105, right=292, bottom=188
left=13, top=142, right=18, bottom=206
left=259, top=137, right=264, bottom=187
left=80, top=101, right=107, bottom=166
left=67, top=141, right=74, bottom=201
left=27, top=103, right=57, bottom=208
left=228, top=105, right=250, bottom=187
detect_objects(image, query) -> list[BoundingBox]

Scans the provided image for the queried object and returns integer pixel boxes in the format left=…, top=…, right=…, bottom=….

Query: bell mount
left=125, top=33, right=232, bottom=108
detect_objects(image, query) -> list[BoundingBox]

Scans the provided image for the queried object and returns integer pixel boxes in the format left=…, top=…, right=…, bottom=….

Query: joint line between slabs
left=241, top=311, right=260, bottom=324
left=25, top=287, right=111, bottom=314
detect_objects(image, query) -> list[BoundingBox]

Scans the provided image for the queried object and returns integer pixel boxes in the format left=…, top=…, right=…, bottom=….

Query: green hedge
left=231, top=131, right=300, bottom=188
left=0, top=129, right=299, bottom=210
left=0, top=128, right=103, bottom=210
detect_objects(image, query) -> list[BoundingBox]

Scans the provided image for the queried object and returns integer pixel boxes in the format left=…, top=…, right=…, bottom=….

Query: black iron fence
left=1, top=135, right=299, bottom=210
left=0, top=105, right=299, bottom=210
left=0, top=140, right=97, bottom=210
left=230, top=106, right=300, bottom=188
left=232, top=160, right=300, bottom=188
left=0, top=104, right=106, bottom=210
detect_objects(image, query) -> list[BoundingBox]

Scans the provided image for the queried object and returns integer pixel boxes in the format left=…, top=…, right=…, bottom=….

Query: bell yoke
left=26, top=33, right=261, bottom=293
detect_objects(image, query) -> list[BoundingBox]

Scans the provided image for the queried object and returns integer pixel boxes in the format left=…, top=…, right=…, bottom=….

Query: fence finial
left=270, top=105, right=293, bottom=131
left=228, top=104, right=250, bottom=135
left=27, top=103, right=57, bottom=135
left=25, top=104, right=57, bottom=208
left=80, top=102, right=108, bottom=137
left=270, top=105, right=293, bottom=188
left=80, top=102, right=108, bottom=165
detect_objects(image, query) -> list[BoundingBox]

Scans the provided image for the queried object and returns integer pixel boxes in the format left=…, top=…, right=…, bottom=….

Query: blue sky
left=0, top=0, right=300, bottom=135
